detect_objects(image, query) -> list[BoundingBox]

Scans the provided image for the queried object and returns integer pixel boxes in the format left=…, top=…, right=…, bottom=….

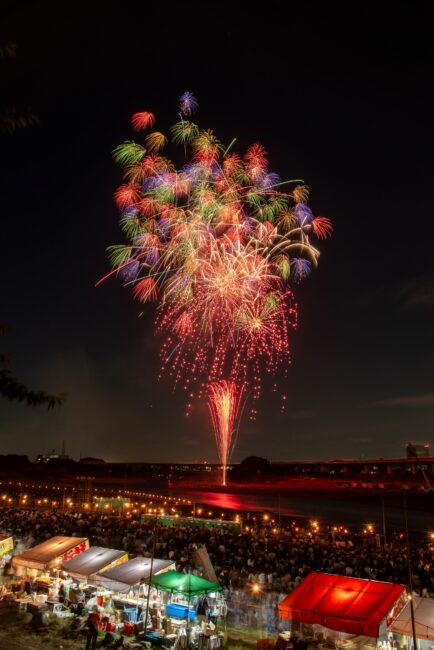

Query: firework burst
left=105, top=93, right=332, bottom=480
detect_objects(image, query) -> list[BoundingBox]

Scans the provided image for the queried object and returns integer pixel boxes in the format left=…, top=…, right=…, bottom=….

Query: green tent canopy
left=150, top=571, right=222, bottom=596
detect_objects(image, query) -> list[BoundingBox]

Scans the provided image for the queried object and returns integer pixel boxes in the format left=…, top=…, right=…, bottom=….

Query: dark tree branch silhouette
left=0, top=41, right=39, bottom=134
left=0, top=323, right=65, bottom=409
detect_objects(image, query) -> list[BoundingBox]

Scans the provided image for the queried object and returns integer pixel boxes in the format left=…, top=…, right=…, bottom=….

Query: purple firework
left=118, top=259, right=141, bottom=282
left=260, top=172, right=281, bottom=189
left=295, top=203, right=314, bottom=224
left=291, top=257, right=311, bottom=281
left=179, top=91, right=198, bottom=116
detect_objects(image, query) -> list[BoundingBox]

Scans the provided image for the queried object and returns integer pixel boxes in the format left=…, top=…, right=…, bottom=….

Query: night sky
left=1, top=1, right=434, bottom=462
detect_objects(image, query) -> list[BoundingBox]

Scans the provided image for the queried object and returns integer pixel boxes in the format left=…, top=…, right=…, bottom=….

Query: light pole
left=143, top=515, right=158, bottom=632
left=381, top=493, right=387, bottom=546
left=403, top=490, right=417, bottom=650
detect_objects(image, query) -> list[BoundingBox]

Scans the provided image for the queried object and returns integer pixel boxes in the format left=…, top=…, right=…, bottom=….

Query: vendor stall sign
left=100, top=552, right=128, bottom=573
left=386, top=589, right=408, bottom=628
left=192, top=545, right=218, bottom=583
left=94, top=498, right=131, bottom=510
left=0, top=535, right=13, bottom=556
left=61, top=539, right=89, bottom=563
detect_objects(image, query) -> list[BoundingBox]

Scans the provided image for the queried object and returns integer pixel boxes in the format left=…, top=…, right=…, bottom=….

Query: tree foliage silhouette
left=0, top=323, right=65, bottom=409
left=0, top=41, right=39, bottom=134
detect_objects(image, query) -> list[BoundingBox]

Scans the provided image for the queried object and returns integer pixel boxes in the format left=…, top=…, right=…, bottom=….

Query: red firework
left=208, top=380, right=246, bottom=486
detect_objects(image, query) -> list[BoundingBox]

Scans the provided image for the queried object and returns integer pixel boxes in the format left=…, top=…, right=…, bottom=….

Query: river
left=154, top=485, right=434, bottom=533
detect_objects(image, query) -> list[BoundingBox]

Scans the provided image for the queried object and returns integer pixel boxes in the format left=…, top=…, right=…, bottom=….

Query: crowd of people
left=0, top=507, right=433, bottom=602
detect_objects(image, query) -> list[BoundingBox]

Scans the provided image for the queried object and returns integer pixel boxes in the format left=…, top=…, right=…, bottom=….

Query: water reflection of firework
left=208, top=381, right=246, bottom=486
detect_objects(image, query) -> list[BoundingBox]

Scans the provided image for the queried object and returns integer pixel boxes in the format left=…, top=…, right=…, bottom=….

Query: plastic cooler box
left=144, top=631, right=164, bottom=646
left=165, top=603, right=196, bottom=621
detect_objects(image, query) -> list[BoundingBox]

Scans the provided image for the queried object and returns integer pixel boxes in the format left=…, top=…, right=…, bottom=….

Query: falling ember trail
left=208, top=381, right=245, bottom=486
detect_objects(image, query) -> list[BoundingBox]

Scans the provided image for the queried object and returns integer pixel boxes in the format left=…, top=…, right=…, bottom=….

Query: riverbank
left=173, top=476, right=431, bottom=493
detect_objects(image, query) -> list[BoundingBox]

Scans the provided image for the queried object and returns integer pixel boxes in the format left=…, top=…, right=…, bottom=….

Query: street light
left=143, top=513, right=159, bottom=632
left=403, top=490, right=418, bottom=650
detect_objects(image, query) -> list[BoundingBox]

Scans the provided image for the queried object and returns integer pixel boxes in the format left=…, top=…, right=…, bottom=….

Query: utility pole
left=403, top=490, right=418, bottom=650
left=381, top=493, right=387, bottom=546
left=143, top=516, right=158, bottom=631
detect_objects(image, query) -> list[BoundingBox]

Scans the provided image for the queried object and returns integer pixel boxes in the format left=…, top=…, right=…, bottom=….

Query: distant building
left=35, top=452, right=60, bottom=463
left=36, top=440, right=71, bottom=463
left=406, top=442, right=430, bottom=458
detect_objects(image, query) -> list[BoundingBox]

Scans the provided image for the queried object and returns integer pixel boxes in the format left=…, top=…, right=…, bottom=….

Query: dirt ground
left=0, top=605, right=261, bottom=650
left=0, top=606, right=84, bottom=650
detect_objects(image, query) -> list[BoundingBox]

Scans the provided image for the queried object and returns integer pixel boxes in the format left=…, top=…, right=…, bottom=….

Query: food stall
left=278, top=572, right=407, bottom=650
left=9, top=536, right=89, bottom=607
left=141, top=514, right=241, bottom=532
left=11, top=536, right=89, bottom=577
left=149, top=570, right=225, bottom=649
left=390, top=595, right=434, bottom=649
left=74, top=556, right=175, bottom=633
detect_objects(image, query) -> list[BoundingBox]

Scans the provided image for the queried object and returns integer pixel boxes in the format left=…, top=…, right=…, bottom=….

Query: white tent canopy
left=12, top=536, right=88, bottom=571
left=62, top=546, right=127, bottom=581
left=391, top=596, right=434, bottom=642
left=92, top=557, right=174, bottom=594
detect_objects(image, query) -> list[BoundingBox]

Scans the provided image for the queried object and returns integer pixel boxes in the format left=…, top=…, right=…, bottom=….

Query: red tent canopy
left=279, top=572, right=405, bottom=638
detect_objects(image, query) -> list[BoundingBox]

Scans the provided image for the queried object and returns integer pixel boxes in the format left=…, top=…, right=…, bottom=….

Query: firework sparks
left=208, top=380, right=245, bottom=486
